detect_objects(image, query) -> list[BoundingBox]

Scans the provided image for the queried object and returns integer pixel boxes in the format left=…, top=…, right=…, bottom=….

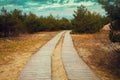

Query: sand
left=52, top=33, right=68, bottom=80
left=0, top=31, right=59, bottom=80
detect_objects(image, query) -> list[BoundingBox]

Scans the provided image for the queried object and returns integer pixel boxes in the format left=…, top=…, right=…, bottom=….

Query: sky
left=0, top=0, right=105, bottom=19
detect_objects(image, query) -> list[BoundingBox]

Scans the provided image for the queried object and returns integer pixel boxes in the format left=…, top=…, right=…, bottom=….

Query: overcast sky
left=0, top=0, right=105, bottom=19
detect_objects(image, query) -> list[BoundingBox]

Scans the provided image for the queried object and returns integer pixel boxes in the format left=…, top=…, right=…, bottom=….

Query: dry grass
left=0, top=31, right=59, bottom=80
left=72, top=30, right=120, bottom=80
left=52, top=33, right=68, bottom=80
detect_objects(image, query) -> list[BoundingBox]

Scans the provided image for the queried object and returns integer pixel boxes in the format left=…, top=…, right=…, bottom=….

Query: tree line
left=0, top=7, right=72, bottom=37
left=0, top=6, right=109, bottom=37
left=0, top=1, right=120, bottom=43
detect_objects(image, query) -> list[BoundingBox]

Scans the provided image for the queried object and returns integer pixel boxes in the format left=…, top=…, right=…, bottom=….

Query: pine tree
left=72, top=5, right=106, bottom=34
left=98, top=0, right=120, bottom=42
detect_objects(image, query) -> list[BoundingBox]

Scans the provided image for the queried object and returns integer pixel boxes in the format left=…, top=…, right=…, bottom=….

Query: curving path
left=18, top=31, right=100, bottom=80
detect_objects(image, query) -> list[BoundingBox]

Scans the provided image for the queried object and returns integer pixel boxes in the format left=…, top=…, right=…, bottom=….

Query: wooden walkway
left=62, top=31, right=100, bottom=80
left=18, top=31, right=64, bottom=80
left=18, top=31, right=100, bottom=80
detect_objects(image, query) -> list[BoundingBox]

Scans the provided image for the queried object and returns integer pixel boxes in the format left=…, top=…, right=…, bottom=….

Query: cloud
left=25, top=2, right=39, bottom=6
left=0, top=0, right=105, bottom=19
left=0, top=4, right=23, bottom=11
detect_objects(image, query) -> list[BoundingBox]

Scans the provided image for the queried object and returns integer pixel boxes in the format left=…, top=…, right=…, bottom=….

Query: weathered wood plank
left=62, top=31, right=100, bottom=80
left=18, top=31, right=64, bottom=80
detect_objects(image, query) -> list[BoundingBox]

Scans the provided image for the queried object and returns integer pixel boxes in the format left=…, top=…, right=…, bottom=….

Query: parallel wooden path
left=18, top=31, right=100, bottom=80
left=62, top=31, right=100, bottom=80
left=18, top=31, right=64, bottom=80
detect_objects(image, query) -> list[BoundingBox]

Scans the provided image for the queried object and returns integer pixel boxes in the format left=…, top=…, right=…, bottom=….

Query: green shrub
left=109, top=31, right=120, bottom=42
left=98, top=0, right=120, bottom=42
left=0, top=8, right=24, bottom=37
left=72, top=5, right=108, bottom=34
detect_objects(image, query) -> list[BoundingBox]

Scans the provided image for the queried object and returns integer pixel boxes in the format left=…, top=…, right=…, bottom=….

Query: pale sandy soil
left=52, top=33, right=68, bottom=80
left=72, top=30, right=120, bottom=80
left=102, top=24, right=110, bottom=31
left=0, top=31, right=59, bottom=80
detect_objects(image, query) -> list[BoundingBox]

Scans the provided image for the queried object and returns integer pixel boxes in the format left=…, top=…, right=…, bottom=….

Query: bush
left=0, top=8, right=24, bottom=37
left=72, top=5, right=109, bottom=34
left=109, top=31, right=120, bottom=42
left=0, top=8, right=72, bottom=37
left=24, top=13, right=39, bottom=33
left=98, top=0, right=120, bottom=42
left=109, top=20, right=120, bottom=43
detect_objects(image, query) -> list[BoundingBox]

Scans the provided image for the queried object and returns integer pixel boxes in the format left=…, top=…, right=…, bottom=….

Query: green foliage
left=0, top=8, right=71, bottom=37
left=109, top=31, right=120, bottom=42
left=0, top=7, right=23, bottom=37
left=98, top=0, right=120, bottom=21
left=111, top=20, right=120, bottom=31
left=58, top=17, right=72, bottom=30
left=72, top=5, right=108, bottom=34
left=98, top=0, right=120, bottom=42
left=24, top=12, right=39, bottom=33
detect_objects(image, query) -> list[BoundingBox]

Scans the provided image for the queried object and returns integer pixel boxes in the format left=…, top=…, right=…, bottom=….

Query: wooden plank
left=18, top=31, right=64, bottom=80
left=62, top=31, right=100, bottom=80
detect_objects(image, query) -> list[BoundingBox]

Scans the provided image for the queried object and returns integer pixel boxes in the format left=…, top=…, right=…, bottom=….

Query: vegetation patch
left=72, top=30, right=120, bottom=80
left=98, top=0, right=120, bottom=43
left=71, top=5, right=110, bottom=34
left=0, top=8, right=72, bottom=37
left=0, top=31, right=59, bottom=80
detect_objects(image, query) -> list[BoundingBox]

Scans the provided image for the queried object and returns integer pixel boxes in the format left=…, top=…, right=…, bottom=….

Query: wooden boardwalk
left=62, top=31, right=100, bottom=80
left=18, top=31, right=100, bottom=80
left=18, top=31, right=64, bottom=80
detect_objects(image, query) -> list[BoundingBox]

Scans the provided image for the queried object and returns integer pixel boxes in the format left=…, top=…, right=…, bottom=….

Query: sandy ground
left=0, top=31, right=59, bottom=80
left=52, top=33, right=68, bottom=80
left=102, top=24, right=110, bottom=31
left=72, top=30, right=120, bottom=80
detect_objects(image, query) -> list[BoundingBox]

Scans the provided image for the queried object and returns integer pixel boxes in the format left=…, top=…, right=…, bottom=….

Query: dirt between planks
left=52, top=33, right=68, bottom=80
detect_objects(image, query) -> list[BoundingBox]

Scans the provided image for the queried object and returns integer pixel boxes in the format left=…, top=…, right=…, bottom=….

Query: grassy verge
left=72, top=30, right=120, bottom=80
left=0, top=31, right=59, bottom=80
